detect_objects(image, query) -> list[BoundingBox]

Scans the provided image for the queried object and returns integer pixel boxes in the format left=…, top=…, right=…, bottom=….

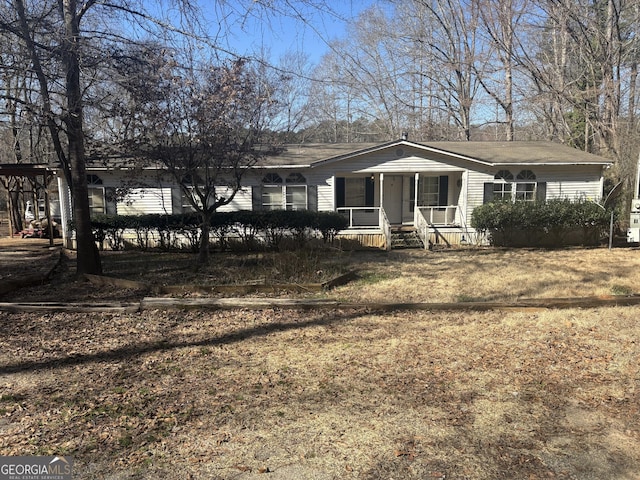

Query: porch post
left=57, top=174, right=73, bottom=249
left=459, top=170, right=468, bottom=226
left=414, top=173, right=419, bottom=226
left=378, top=173, right=384, bottom=227
left=44, top=171, right=54, bottom=246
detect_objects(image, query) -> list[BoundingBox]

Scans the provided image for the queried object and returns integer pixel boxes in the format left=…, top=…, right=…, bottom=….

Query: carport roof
left=0, top=164, right=54, bottom=177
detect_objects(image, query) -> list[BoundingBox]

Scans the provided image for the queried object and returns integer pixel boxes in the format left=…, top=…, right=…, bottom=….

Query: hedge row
left=471, top=199, right=611, bottom=247
left=90, top=210, right=349, bottom=251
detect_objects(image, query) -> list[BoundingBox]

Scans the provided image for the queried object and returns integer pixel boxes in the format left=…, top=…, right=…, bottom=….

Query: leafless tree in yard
left=475, top=0, right=528, bottom=141
left=0, top=0, right=339, bottom=274
left=128, top=58, right=275, bottom=265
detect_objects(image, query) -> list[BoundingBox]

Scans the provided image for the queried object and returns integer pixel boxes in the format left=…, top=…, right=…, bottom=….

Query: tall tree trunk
left=14, top=0, right=71, bottom=186
left=629, top=62, right=637, bottom=134
left=9, top=180, right=23, bottom=233
left=600, top=0, right=619, bottom=156
left=61, top=0, right=101, bottom=275
left=198, top=212, right=211, bottom=266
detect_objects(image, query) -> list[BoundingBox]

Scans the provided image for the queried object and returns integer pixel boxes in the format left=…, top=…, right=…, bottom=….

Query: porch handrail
left=415, top=208, right=430, bottom=250
left=379, top=207, right=392, bottom=251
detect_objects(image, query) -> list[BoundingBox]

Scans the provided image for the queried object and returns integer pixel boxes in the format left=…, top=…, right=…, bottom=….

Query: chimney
left=401, top=132, right=408, bottom=140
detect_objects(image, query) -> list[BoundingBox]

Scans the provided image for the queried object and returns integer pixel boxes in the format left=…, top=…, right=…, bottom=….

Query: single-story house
left=55, top=139, right=613, bottom=249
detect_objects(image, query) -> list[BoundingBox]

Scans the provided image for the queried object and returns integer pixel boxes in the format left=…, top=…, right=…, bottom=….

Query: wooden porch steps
left=390, top=228, right=424, bottom=249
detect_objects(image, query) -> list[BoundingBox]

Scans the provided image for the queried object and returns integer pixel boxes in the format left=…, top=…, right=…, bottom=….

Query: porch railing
left=417, top=206, right=459, bottom=226
left=336, top=207, right=381, bottom=228
left=416, top=206, right=460, bottom=249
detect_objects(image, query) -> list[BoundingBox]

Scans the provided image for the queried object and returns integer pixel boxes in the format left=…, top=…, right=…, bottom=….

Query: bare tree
left=1, top=0, right=337, bottom=274
left=131, top=58, right=274, bottom=265
left=475, top=0, right=528, bottom=141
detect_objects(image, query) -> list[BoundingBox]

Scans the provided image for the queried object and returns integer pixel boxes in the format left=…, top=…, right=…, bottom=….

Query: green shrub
left=89, top=210, right=349, bottom=252
left=471, top=199, right=610, bottom=247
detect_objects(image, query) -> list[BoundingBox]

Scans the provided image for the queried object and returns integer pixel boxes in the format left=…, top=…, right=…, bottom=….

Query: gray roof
left=261, top=140, right=614, bottom=167
left=259, top=143, right=380, bottom=166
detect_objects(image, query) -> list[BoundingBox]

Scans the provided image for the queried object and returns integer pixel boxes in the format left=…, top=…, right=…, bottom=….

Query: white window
left=285, top=173, right=307, bottom=210
left=345, top=178, right=366, bottom=206
left=262, top=186, right=284, bottom=210
left=286, top=186, right=307, bottom=210
left=515, top=170, right=537, bottom=202
left=419, top=176, right=439, bottom=206
left=262, top=173, right=283, bottom=210
left=87, top=174, right=105, bottom=216
left=491, top=170, right=537, bottom=202
left=493, top=170, right=514, bottom=201
left=261, top=173, right=307, bottom=210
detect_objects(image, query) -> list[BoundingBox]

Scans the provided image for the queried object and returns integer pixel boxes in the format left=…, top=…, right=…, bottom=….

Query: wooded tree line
left=0, top=0, right=639, bottom=271
left=284, top=0, right=638, bottom=188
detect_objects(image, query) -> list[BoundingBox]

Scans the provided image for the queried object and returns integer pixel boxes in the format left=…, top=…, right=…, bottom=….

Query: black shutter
left=252, top=186, right=262, bottom=211
left=336, top=177, right=346, bottom=208
left=483, top=183, right=494, bottom=203
left=307, top=185, right=317, bottom=211
left=439, top=176, right=449, bottom=206
left=365, top=177, right=375, bottom=207
left=536, top=182, right=547, bottom=202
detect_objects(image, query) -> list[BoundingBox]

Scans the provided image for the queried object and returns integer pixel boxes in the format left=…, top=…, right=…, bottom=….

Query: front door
left=402, top=175, right=415, bottom=224
left=383, top=175, right=403, bottom=224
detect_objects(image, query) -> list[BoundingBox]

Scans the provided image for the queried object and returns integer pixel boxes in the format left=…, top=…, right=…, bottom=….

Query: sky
left=203, top=1, right=376, bottom=65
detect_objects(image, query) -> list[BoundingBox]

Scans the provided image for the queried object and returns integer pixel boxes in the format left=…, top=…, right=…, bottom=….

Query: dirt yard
left=1, top=242, right=640, bottom=479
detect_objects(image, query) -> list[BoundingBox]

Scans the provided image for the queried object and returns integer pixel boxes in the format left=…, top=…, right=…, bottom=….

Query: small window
left=516, top=170, right=536, bottom=181
left=285, top=173, right=306, bottom=184
left=87, top=174, right=103, bottom=185
left=494, top=170, right=514, bottom=181
left=262, top=173, right=283, bottom=184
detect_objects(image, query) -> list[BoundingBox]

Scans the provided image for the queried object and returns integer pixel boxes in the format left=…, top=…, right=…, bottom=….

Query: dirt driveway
left=0, top=237, right=62, bottom=284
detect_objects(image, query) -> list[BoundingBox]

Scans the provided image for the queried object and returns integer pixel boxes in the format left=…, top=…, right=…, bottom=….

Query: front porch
left=334, top=171, right=472, bottom=249
left=335, top=206, right=472, bottom=250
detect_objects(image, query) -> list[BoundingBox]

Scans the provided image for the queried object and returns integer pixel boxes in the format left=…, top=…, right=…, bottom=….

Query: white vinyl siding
left=117, top=188, right=172, bottom=215
left=322, top=150, right=465, bottom=174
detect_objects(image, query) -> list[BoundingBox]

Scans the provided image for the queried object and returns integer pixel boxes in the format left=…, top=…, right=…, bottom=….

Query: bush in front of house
left=89, top=210, right=348, bottom=251
left=471, top=199, right=611, bottom=247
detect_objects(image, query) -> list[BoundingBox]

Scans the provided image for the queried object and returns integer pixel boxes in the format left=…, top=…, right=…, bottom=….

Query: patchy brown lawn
left=1, top=243, right=640, bottom=479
